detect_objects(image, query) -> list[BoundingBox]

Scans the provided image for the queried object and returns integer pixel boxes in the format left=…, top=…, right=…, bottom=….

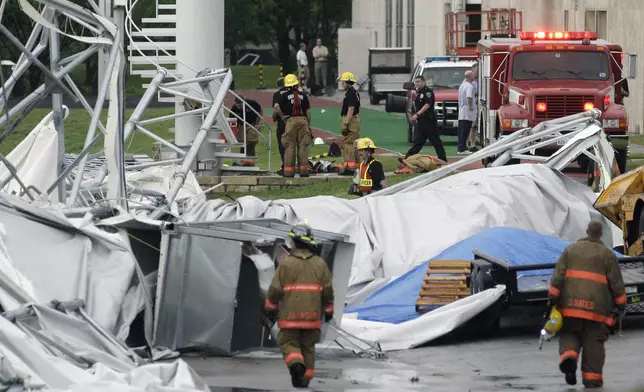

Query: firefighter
left=338, top=71, right=361, bottom=176
left=401, top=75, right=447, bottom=163
left=273, top=77, right=288, bottom=175
left=548, top=220, right=626, bottom=388
left=348, top=138, right=386, bottom=196
left=273, top=74, right=313, bottom=177
left=229, top=96, right=262, bottom=166
left=264, top=222, right=334, bottom=389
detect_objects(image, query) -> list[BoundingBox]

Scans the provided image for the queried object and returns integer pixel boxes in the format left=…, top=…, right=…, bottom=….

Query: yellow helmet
left=284, top=73, right=299, bottom=87
left=338, top=71, right=356, bottom=83
left=356, top=137, right=377, bottom=150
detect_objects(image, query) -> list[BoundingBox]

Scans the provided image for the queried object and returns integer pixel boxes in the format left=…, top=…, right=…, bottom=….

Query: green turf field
left=266, top=107, right=462, bottom=156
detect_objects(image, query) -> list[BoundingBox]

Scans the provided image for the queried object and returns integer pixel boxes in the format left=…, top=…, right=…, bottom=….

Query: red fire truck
left=477, top=31, right=637, bottom=173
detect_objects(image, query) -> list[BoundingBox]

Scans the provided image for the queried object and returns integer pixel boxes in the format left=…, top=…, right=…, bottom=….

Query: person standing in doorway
left=457, top=70, right=476, bottom=155
left=296, top=43, right=310, bottom=93
left=273, top=77, right=288, bottom=175
left=312, top=38, right=329, bottom=89
left=401, top=75, right=447, bottom=163
left=338, top=72, right=361, bottom=175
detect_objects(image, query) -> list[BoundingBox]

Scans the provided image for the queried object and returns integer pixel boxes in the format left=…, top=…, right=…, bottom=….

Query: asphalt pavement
left=189, top=317, right=644, bottom=392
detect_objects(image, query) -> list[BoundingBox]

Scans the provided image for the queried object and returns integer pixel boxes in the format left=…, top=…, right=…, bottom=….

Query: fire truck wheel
left=370, top=94, right=381, bottom=105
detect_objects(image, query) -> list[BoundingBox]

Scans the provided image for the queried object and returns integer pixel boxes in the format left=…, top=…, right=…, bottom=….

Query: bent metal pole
left=91, top=69, right=168, bottom=187
left=148, top=69, right=234, bottom=220
left=67, top=27, right=122, bottom=207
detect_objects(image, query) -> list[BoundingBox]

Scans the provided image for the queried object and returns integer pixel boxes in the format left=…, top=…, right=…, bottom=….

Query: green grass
left=1, top=107, right=400, bottom=172
left=0, top=108, right=174, bottom=157
left=223, top=173, right=418, bottom=201
left=61, top=65, right=282, bottom=97
left=231, top=65, right=282, bottom=90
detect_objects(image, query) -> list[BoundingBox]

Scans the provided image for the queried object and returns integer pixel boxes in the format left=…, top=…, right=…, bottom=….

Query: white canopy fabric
left=183, top=164, right=614, bottom=288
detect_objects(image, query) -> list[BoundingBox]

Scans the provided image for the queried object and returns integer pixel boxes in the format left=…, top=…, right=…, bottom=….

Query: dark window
left=512, top=51, right=610, bottom=81
left=422, top=67, right=469, bottom=88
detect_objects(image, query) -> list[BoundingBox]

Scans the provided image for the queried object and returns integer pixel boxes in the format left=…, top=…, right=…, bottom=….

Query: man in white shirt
left=312, top=38, right=329, bottom=88
left=468, top=63, right=479, bottom=149
left=296, top=43, right=310, bottom=92
left=457, top=70, right=476, bottom=155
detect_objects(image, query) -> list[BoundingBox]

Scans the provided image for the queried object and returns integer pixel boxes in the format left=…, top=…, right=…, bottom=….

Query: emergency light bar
left=520, top=31, right=598, bottom=41
left=426, top=56, right=451, bottom=62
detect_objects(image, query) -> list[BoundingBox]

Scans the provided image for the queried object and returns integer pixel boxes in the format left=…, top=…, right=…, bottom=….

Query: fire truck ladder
left=445, top=10, right=523, bottom=57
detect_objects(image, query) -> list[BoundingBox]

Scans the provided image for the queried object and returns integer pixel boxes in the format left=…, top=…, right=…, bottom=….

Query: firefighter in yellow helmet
left=264, top=221, right=334, bottom=388
left=273, top=74, right=313, bottom=177
left=338, top=71, right=361, bottom=176
left=348, top=138, right=387, bottom=196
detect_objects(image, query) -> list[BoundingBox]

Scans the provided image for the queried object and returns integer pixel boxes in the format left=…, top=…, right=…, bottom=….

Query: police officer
left=402, top=75, right=447, bottom=163
left=273, top=77, right=288, bottom=175
left=273, top=74, right=312, bottom=177
left=349, top=138, right=386, bottom=196
left=548, top=221, right=626, bottom=388
left=338, top=72, right=361, bottom=175
left=264, top=222, right=334, bottom=388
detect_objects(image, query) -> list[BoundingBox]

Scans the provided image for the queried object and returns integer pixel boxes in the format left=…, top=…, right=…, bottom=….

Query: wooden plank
left=416, top=298, right=457, bottom=306
left=419, top=289, right=470, bottom=296
left=422, top=282, right=467, bottom=289
left=427, top=268, right=471, bottom=274
left=425, top=276, right=467, bottom=281
left=429, top=260, right=472, bottom=268
left=421, top=284, right=469, bottom=291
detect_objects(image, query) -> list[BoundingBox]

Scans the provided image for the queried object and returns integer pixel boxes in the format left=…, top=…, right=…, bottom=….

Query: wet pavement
left=190, top=318, right=644, bottom=392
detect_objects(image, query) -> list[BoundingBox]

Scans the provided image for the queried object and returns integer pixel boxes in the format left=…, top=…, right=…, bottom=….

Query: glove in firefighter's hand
left=263, top=309, right=276, bottom=326
left=324, top=314, right=333, bottom=323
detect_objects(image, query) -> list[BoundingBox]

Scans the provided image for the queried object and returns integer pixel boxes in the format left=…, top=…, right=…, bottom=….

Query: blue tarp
left=345, top=227, right=576, bottom=324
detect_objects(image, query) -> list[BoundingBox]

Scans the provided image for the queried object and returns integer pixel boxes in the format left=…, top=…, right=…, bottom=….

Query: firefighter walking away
left=264, top=222, right=334, bottom=388
left=273, top=74, right=313, bottom=177
left=548, top=220, right=626, bottom=388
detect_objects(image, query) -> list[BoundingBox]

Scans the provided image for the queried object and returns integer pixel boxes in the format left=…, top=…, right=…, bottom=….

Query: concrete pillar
left=175, top=0, right=224, bottom=147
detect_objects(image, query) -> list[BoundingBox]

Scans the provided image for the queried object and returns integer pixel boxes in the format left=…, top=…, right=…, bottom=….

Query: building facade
left=351, top=0, right=643, bottom=134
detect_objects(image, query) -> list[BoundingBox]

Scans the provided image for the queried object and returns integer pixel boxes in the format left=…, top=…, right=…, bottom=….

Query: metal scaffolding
left=0, top=0, right=251, bottom=217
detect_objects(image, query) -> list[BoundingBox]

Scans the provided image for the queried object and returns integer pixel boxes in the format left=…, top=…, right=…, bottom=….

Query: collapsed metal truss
left=0, top=0, right=269, bottom=216
left=372, top=109, right=618, bottom=197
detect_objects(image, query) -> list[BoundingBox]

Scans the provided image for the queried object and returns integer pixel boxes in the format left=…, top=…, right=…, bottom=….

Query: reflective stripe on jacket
left=358, top=160, right=375, bottom=193
left=265, top=248, right=334, bottom=329
left=548, top=237, right=626, bottom=326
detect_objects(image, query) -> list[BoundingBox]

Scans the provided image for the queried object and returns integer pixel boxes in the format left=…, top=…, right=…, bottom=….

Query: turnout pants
left=405, top=116, right=447, bottom=162
left=559, top=317, right=610, bottom=388
left=279, top=328, right=321, bottom=385
left=282, top=117, right=312, bottom=176
left=238, top=122, right=259, bottom=166
left=341, top=115, right=361, bottom=171
left=276, top=118, right=286, bottom=170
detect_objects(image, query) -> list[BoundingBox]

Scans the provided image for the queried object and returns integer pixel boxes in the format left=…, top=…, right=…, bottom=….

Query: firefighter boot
left=289, top=363, right=306, bottom=388
left=559, top=358, right=577, bottom=386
